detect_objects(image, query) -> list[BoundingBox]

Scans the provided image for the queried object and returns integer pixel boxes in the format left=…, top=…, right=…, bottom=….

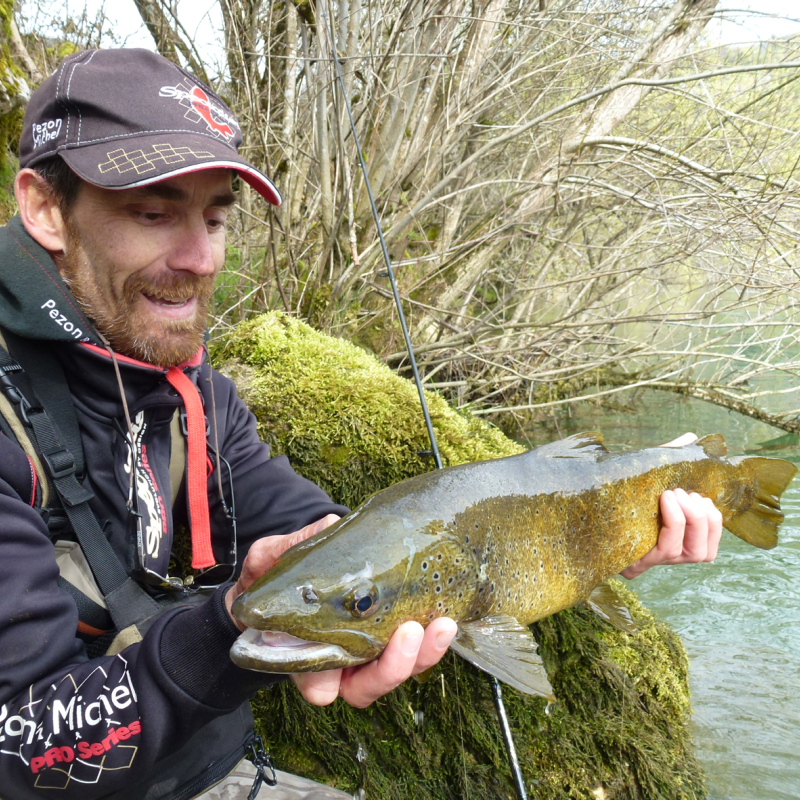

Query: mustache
left=123, top=272, right=215, bottom=303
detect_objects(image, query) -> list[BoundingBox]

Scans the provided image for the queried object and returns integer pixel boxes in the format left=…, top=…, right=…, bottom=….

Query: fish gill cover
left=211, top=312, right=705, bottom=800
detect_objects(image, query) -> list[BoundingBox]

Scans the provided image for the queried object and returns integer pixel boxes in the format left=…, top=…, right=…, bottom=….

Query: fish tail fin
left=726, top=456, right=797, bottom=549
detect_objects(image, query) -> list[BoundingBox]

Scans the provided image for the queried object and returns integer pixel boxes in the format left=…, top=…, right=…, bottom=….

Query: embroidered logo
left=159, top=82, right=238, bottom=141
left=31, top=118, right=63, bottom=149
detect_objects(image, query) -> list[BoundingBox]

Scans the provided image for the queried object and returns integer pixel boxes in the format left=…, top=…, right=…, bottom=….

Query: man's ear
left=15, top=168, right=69, bottom=254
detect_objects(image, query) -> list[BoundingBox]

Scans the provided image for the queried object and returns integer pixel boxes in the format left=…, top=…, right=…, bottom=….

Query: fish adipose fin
left=694, top=434, right=727, bottom=459
left=726, top=456, right=797, bottom=549
left=584, top=583, right=637, bottom=634
left=533, top=431, right=608, bottom=459
left=451, top=614, right=555, bottom=701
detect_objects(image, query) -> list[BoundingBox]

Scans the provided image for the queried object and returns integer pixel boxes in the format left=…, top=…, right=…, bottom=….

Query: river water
left=520, top=391, right=800, bottom=800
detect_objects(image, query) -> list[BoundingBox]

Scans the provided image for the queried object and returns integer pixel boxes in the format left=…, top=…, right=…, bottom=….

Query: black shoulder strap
left=0, top=338, right=159, bottom=630
left=2, top=329, right=85, bottom=478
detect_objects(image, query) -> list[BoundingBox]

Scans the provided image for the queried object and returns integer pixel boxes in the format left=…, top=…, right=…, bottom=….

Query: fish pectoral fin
left=532, top=431, right=608, bottom=459
left=584, top=583, right=637, bottom=634
left=451, top=615, right=555, bottom=701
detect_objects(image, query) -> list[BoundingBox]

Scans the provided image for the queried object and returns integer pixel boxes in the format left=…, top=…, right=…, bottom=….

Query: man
left=0, top=48, right=721, bottom=799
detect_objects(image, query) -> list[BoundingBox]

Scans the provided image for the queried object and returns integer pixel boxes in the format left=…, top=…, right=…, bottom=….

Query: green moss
left=212, top=312, right=520, bottom=510
left=211, top=312, right=704, bottom=799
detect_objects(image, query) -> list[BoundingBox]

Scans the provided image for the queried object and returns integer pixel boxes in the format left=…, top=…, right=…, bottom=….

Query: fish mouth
left=230, top=628, right=366, bottom=673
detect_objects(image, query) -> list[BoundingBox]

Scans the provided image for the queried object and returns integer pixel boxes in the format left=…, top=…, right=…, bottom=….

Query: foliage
left=213, top=313, right=704, bottom=799
left=7, top=2, right=800, bottom=431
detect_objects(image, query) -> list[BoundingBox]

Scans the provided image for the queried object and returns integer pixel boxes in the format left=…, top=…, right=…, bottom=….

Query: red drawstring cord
left=166, top=367, right=215, bottom=570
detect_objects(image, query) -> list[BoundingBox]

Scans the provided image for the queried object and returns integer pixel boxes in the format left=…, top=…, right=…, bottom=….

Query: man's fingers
left=656, top=489, right=686, bottom=561
left=241, top=515, right=342, bottom=586
left=411, top=617, right=458, bottom=676
left=664, top=489, right=708, bottom=563
left=293, top=618, right=458, bottom=710
left=338, top=622, right=424, bottom=708
left=291, top=668, right=343, bottom=707
left=226, top=514, right=342, bottom=627
left=620, top=488, right=723, bottom=579
left=703, top=497, right=723, bottom=562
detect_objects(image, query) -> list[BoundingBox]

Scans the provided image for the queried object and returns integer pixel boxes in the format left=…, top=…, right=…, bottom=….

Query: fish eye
left=348, top=585, right=379, bottom=619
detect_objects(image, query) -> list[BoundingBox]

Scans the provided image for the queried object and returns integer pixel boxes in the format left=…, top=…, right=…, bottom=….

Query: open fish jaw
left=230, top=627, right=366, bottom=672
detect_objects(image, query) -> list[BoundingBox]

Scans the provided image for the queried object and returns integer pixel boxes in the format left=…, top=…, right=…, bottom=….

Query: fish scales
left=230, top=433, right=796, bottom=697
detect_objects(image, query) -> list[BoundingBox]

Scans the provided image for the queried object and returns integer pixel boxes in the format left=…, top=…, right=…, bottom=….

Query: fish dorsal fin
left=695, top=434, right=727, bottom=459
left=584, top=583, right=637, bottom=634
left=532, top=432, right=608, bottom=459
left=451, top=614, right=555, bottom=701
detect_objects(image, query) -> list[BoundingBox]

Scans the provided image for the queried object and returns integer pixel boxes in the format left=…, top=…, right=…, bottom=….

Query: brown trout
left=230, top=433, right=796, bottom=699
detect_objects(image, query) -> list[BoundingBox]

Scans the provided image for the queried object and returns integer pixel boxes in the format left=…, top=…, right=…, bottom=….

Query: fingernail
left=401, top=631, right=423, bottom=656
left=435, top=630, right=455, bottom=650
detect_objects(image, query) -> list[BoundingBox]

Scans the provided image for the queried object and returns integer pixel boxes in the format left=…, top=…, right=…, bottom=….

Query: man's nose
left=167, top=217, right=218, bottom=276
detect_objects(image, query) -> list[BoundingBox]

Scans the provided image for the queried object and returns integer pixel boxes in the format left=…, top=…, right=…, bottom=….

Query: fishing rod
left=316, top=3, right=528, bottom=798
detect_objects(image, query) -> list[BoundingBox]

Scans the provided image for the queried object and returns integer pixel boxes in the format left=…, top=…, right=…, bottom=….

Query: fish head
left=230, top=512, right=479, bottom=673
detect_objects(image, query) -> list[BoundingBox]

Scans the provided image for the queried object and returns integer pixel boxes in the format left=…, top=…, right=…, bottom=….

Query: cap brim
left=58, top=133, right=282, bottom=206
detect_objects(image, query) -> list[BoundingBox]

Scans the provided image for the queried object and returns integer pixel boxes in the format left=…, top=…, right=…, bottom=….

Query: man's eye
left=140, top=211, right=166, bottom=222
left=206, top=215, right=228, bottom=231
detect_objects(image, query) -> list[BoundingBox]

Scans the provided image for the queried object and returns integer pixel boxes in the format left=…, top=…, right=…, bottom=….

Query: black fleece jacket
left=0, top=217, right=348, bottom=799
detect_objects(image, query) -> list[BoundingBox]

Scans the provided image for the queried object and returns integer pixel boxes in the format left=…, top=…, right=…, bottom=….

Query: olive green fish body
left=230, top=433, right=796, bottom=696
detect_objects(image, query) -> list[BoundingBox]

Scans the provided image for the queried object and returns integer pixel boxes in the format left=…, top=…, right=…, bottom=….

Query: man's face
left=58, top=169, right=235, bottom=366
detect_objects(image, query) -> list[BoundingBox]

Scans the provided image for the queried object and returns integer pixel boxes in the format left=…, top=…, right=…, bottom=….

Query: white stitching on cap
left=68, top=49, right=97, bottom=144
left=57, top=49, right=91, bottom=144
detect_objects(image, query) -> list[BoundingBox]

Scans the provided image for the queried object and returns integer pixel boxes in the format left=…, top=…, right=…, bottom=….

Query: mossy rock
left=211, top=312, right=705, bottom=800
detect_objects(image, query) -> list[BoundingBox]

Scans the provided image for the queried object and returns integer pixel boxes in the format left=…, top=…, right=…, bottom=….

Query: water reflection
left=521, top=390, right=800, bottom=800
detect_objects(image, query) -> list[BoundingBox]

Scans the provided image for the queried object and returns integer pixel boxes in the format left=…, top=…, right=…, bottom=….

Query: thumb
left=239, top=514, right=342, bottom=592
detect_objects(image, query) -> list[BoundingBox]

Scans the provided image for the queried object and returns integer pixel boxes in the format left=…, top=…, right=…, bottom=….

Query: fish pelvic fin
left=451, top=615, right=555, bottom=701
left=726, top=456, right=797, bottom=549
left=584, top=583, right=637, bottom=634
left=695, top=434, right=727, bottom=459
left=533, top=431, right=608, bottom=459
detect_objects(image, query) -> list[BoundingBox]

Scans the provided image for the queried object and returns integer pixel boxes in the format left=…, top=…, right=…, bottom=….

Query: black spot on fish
left=435, top=585, right=442, bottom=593
left=383, top=604, right=390, bottom=612
left=437, top=554, right=443, bottom=561
left=490, top=583, right=495, bottom=593
left=433, top=572, right=440, bottom=581
left=422, top=561, right=428, bottom=570
left=447, top=577, right=454, bottom=585
left=375, top=617, right=382, bottom=623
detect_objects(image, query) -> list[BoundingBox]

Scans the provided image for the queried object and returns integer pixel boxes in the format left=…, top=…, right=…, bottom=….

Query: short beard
left=60, top=226, right=214, bottom=367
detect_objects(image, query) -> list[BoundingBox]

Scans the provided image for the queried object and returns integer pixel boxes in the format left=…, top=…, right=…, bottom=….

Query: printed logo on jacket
left=0, top=654, right=141, bottom=790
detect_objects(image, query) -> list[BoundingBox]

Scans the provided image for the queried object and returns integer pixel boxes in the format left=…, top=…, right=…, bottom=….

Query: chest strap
left=0, top=341, right=159, bottom=630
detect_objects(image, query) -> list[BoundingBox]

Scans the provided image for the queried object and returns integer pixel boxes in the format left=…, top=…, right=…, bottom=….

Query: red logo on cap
left=190, top=87, right=234, bottom=140
left=159, top=82, right=239, bottom=142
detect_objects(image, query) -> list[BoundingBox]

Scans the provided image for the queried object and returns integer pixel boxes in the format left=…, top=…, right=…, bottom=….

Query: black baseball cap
left=19, top=48, right=281, bottom=205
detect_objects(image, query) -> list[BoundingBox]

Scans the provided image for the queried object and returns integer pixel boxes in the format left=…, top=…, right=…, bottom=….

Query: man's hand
left=620, top=433, right=723, bottom=579
left=291, top=617, right=458, bottom=708
left=226, top=513, right=459, bottom=709
left=225, top=513, right=342, bottom=630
